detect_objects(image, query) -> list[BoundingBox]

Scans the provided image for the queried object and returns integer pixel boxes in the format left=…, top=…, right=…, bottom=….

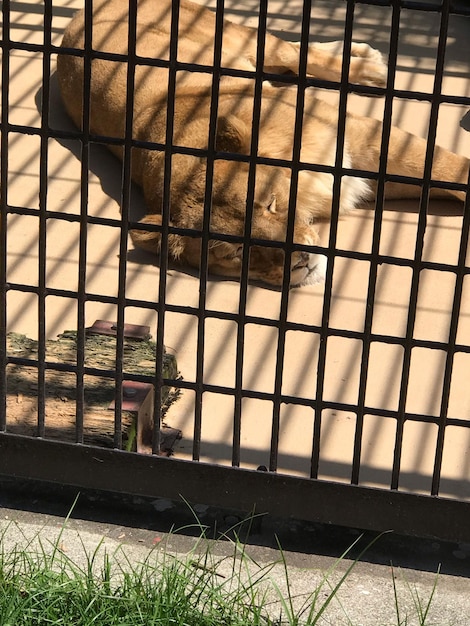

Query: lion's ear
left=215, top=115, right=250, bottom=154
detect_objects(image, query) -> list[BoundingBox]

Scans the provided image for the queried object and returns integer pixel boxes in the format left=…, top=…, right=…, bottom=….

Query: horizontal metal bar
left=1, top=433, right=470, bottom=542
left=10, top=122, right=470, bottom=184
left=355, top=0, right=470, bottom=15
left=4, top=350, right=470, bottom=430
left=4, top=283, right=470, bottom=357
left=8, top=203, right=470, bottom=253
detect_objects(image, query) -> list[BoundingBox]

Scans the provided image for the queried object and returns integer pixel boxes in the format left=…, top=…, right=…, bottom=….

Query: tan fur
left=57, top=0, right=469, bottom=287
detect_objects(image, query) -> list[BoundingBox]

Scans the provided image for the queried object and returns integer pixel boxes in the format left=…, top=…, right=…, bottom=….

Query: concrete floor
left=2, top=491, right=470, bottom=626
left=3, top=1, right=470, bottom=499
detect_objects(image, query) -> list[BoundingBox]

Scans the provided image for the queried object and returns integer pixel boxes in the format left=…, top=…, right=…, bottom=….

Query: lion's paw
left=304, top=254, right=327, bottom=286
left=291, top=254, right=327, bottom=287
left=311, top=40, right=387, bottom=88
left=348, top=44, right=387, bottom=88
left=350, top=42, right=383, bottom=63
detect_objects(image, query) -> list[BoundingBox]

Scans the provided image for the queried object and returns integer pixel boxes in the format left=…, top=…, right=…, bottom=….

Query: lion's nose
left=291, top=251, right=310, bottom=270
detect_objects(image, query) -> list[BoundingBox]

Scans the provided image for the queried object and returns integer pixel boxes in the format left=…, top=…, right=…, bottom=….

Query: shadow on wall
left=461, top=109, right=470, bottom=131
left=36, top=76, right=207, bottom=279
left=217, top=0, right=470, bottom=72
left=37, top=76, right=147, bottom=224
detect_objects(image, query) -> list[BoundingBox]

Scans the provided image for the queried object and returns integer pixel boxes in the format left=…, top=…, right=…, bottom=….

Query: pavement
left=1, top=479, right=470, bottom=625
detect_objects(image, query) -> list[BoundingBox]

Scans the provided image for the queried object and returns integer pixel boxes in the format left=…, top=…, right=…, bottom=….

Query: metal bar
left=191, top=0, right=225, bottom=461
left=0, top=0, right=10, bottom=433
left=6, top=346, right=470, bottom=428
left=75, top=0, right=94, bottom=444
left=355, top=0, right=470, bottom=12
left=5, top=280, right=470, bottom=354
left=232, top=0, right=269, bottom=467
left=8, top=117, right=470, bottom=186
left=431, top=175, right=470, bottom=495
left=351, top=0, right=402, bottom=486
left=311, top=0, right=356, bottom=479
left=112, top=0, right=139, bottom=450
left=36, top=0, right=54, bottom=438
left=391, top=0, right=451, bottom=492
left=2, top=433, right=470, bottom=543
left=270, top=0, right=312, bottom=472
left=151, top=0, right=179, bottom=457
left=4, top=200, right=470, bottom=264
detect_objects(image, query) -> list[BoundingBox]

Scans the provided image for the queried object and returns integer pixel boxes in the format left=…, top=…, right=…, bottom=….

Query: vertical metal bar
left=431, top=180, right=470, bottom=495
left=269, top=0, right=311, bottom=472
left=0, top=0, right=10, bottom=432
left=391, top=0, right=451, bottom=491
left=114, top=0, right=138, bottom=449
left=192, top=0, right=225, bottom=461
left=310, top=0, right=355, bottom=479
left=351, top=0, right=399, bottom=485
left=231, top=0, right=268, bottom=467
left=37, top=0, right=54, bottom=437
left=75, top=0, right=94, bottom=444
left=152, top=0, right=179, bottom=455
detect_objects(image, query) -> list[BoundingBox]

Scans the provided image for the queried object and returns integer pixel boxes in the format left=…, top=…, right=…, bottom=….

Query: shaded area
left=2, top=476, right=470, bottom=580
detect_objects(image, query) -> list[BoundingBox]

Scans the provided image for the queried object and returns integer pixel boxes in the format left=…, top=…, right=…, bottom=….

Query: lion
left=57, top=0, right=469, bottom=287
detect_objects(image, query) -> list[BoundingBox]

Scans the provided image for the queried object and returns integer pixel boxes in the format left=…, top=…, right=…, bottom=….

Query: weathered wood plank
left=5, top=330, right=180, bottom=453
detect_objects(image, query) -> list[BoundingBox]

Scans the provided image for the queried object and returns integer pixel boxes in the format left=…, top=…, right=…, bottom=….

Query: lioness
left=57, top=0, right=469, bottom=287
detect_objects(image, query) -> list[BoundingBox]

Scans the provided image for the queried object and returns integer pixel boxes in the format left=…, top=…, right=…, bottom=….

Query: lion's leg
left=263, top=37, right=387, bottom=87
left=130, top=213, right=192, bottom=262
left=310, top=41, right=387, bottom=87
left=130, top=214, right=163, bottom=254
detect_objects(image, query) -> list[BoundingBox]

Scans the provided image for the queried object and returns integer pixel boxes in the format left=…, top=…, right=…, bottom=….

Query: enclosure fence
left=1, top=0, right=470, bottom=542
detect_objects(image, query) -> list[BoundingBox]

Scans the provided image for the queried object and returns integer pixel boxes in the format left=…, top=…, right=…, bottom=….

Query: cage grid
left=1, top=0, right=470, bottom=540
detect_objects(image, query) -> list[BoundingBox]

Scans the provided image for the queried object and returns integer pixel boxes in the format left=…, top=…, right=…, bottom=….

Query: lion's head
left=130, top=114, right=325, bottom=287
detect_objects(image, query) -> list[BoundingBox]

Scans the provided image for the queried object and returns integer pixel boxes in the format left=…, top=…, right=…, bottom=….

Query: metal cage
left=1, top=0, right=470, bottom=542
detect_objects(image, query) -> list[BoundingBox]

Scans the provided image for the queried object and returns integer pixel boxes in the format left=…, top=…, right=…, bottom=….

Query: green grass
left=1, top=530, right=270, bottom=626
left=0, top=510, right=444, bottom=626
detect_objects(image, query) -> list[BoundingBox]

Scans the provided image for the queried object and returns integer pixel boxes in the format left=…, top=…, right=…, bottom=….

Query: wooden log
left=5, top=329, right=180, bottom=453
